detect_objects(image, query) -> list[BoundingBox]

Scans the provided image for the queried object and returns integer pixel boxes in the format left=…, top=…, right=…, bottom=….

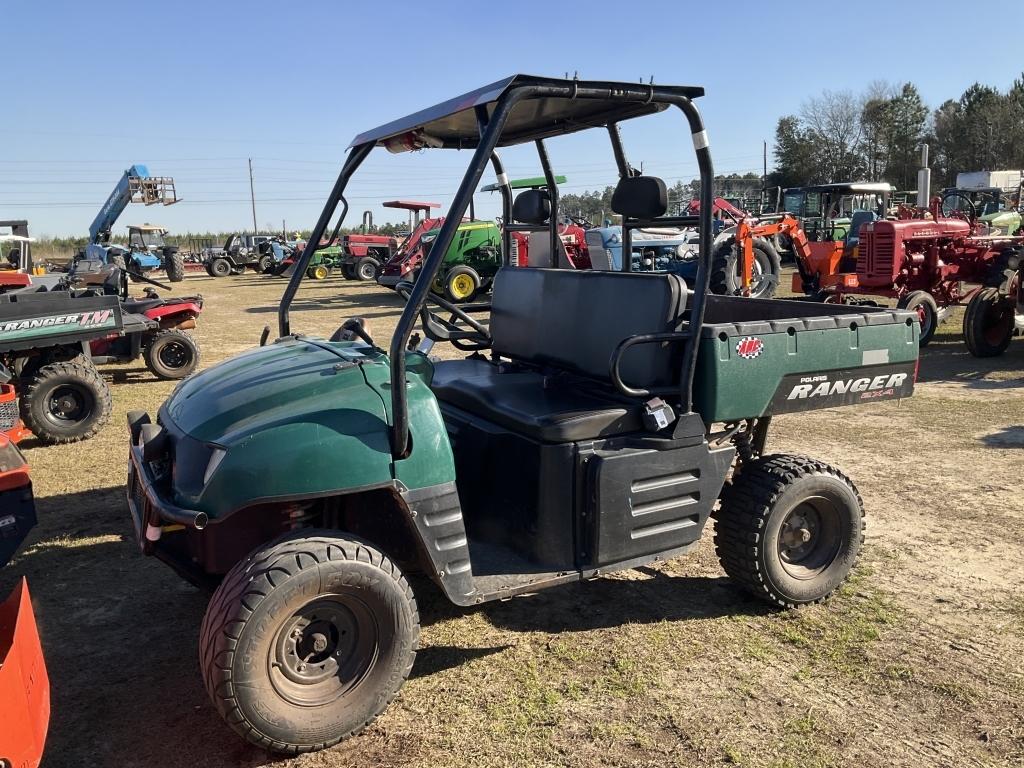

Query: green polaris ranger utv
left=125, top=76, right=920, bottom=754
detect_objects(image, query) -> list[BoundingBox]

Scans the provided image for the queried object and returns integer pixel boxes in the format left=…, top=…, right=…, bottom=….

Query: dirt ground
left=5, top=267, right=1023, bottom=768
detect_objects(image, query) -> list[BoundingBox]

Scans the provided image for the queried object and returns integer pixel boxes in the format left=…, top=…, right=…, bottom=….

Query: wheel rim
left=359, top=262, right=376, bottom=280
left=158, top=339, right=191, bottom=370
left=908, top=300, right=934, bottom=338
left=777, top=496, right=843, bottom=579
left=46, top=385, right=90, bottom=426
left=450, top=273, right=475, bottom=300
left=269, top=595, right=379, bottom=707
left=314, top=265, right=328, bottom=280
left=734, top=252, right=768, bottom=296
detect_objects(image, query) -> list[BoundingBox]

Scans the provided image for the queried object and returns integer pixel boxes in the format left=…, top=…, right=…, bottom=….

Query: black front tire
left=341, top=262, right=357, bottom=280
left=200, top=531, right=419, bottom=754
left=713, top=454, right=864, bottom=609
left=209, top=258, right=231, bottom=278
left=257, top=255, right=274, bottom=274
left=143, top=329, right=200, bottom=379
left=897, top=290, right=939, bottom=347
left=963, top=287, right=1015, bottom=358
left=165, top=250, right=185, bottom=282
left=19, top=359, right=112, bottom=444
left=710, top=236, right=781, bottom=299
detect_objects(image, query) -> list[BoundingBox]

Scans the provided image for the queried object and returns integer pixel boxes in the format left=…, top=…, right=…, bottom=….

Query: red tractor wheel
left=897, top=291, right=939, bottom=347
left=964, top=287, right=1015, bottom=358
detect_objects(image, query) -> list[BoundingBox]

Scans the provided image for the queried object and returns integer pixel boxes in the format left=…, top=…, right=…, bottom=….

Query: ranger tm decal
left=0, top=309, right=117, bottom=341
left=769, top=362, right=916, bottom=414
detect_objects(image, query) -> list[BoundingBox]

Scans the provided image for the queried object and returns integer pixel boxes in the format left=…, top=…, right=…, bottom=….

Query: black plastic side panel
left=401, top=481, right=476, bottom=606
left=440, top=402, right=576, bottom=568
left=0, top=482, right=35, bottom=569
left=586, top=440, right=734, bottom=565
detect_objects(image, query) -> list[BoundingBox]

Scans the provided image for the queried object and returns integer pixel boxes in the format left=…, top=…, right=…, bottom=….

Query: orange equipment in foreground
left=0, top=579, right=49, bottom=768
left=0, top=432, right=48, bottom=768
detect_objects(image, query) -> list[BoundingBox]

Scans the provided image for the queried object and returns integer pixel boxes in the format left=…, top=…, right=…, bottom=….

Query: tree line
left=772, top=75, right=1024, bottom=191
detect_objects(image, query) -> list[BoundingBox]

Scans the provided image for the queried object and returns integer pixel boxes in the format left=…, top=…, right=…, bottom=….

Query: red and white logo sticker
left=736, top=336, right=764, bottom=359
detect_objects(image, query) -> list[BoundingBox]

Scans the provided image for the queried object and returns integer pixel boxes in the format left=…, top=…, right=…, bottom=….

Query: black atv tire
left=209, top=258, right=231, bottom=278
left=713, top=454, right=864, bottom=609
left=710, top=236, right=781, bottom=299
left=144, top=329, right=200, bottom=380
left=200, top=531, right=419, bottom=755
left=165, top=250, right=185, bottom=282
left=355, top=257, right=379, bottom=282
left=19, top=359, right=112, bottom=444
left=964, top=287, right=1015, bottom=358
left=897, top=290, right=939, bottom=347
left=257, top=255, right=274, bottom=274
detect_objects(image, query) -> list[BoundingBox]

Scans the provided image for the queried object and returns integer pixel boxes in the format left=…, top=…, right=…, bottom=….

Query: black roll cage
left=278, top=81, right=715, bottom=459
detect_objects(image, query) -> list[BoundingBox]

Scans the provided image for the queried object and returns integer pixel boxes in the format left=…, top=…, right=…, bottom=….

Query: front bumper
left=126, top=442, right=208, bottom=554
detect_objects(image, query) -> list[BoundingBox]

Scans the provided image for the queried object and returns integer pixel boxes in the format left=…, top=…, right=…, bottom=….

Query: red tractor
left=340, top=202, right=442, bottom=281
left=793, top=195, right=1024, bottom=348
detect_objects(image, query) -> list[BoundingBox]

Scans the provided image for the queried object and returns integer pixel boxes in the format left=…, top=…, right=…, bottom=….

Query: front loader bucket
left=0, top=578, right=50, bottom=768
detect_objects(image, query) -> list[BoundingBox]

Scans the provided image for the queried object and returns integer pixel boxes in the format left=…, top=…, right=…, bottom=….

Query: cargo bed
left=694, top=295, right=918, bottom=422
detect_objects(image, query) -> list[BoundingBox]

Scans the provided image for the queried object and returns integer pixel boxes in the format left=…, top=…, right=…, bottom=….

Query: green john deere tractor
left=125, top=75, right=920, bottom=755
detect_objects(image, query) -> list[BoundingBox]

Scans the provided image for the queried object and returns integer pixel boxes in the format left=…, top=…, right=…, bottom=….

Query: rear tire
left=165, top=250, right=185, bottom=282
left=209, top=258, right=231, bottom=278
left=144, top=329, right=200, bottom=379
left=341, top=263, right=357, bottom=280
left=19, top=360, right=111, bottom=444
left=355, top=257, right=379, bottom=282
left=964, top=287, right=1015, bottom=358
left=710, top=236, right=780, bottom=299
left=713, top=454, right=864, bottom=608
left=257, top=255, right=274, bottom=274
left=897, top=290, right=939, bottom=347
left=200, top=531, right=419, bottom=754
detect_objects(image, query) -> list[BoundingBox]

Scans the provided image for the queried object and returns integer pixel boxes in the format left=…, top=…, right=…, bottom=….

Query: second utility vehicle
left=125, top=75, right=919, bottom=755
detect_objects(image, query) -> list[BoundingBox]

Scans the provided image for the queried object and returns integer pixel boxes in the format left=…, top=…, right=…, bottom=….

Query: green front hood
left=165, top=337, right=386, bottom=444
left=162, top=337, right=396, bottom=514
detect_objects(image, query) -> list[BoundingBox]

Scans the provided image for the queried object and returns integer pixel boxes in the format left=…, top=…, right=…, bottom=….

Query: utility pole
left=248, top=158, right=258, bottom=236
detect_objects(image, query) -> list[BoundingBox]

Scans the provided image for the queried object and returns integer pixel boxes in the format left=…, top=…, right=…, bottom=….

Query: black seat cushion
left=122, top=297, right=166, bottom=314
left=430, top=358, right=642, bottom=443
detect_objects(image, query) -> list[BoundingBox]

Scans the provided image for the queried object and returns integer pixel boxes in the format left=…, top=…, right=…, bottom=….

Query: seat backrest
left=847, top=210, right=877, bottom=244
left=490, top=267, right=689, bottom=391
left=585, top=230, right=614, bottom=270
left=526, top=231, right=570, bottom=268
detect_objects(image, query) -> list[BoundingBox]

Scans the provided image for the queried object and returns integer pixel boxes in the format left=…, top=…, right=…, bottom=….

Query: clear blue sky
left=3, top=0, right=1022, bottom=238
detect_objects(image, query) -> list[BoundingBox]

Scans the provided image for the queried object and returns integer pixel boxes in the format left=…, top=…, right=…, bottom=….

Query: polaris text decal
left=0, top=309, right=116, bottom=339
left=768, top=362, right=916, bottom=414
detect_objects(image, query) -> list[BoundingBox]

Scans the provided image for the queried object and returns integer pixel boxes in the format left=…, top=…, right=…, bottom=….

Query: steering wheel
left=941, top=191, right=977, bottom=222
left=395, top=280, right=491, bottom=351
